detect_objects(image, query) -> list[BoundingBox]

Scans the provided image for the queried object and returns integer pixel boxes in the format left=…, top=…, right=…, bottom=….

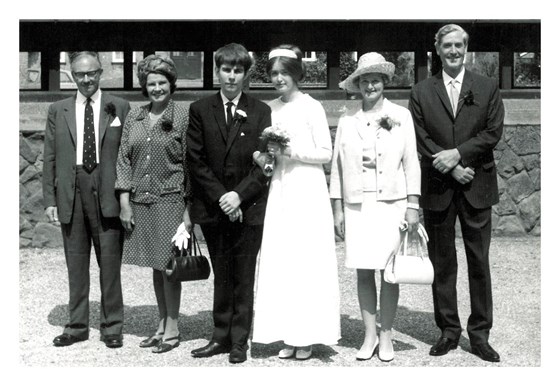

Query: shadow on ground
left=47, top=302, right=213, bottom=343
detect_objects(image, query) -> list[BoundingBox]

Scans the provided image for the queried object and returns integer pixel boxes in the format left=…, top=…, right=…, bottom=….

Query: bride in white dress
left=251, top=45, right=341, bottom=360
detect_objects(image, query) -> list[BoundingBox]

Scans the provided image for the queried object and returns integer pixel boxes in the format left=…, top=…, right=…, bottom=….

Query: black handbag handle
left=186, top=231, right=202, bottom=256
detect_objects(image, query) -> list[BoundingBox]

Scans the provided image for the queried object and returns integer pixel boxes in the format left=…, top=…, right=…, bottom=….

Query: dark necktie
left=83, top=98, right=97, bottom=172
left=226, top=101, right=234, bottom=132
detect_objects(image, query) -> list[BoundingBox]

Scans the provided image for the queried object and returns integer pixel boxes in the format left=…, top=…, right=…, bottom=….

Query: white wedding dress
left=252, top=93, right=341, bottom=347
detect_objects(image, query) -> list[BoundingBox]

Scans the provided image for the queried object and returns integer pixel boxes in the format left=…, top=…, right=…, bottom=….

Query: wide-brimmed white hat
left=339, top=52, right=395, bottom=93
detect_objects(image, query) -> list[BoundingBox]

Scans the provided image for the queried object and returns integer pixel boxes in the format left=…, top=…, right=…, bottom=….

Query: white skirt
left=344, top=192, right=406, bottom=270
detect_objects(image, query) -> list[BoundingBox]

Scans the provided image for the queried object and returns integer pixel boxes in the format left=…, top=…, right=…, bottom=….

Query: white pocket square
left=110, top=116, right=122, bottom=127
left=240, top=132, right=246, bottom=136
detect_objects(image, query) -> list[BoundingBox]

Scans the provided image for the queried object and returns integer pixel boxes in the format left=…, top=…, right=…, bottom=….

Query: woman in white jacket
left=330, top=53, right=421, bottom=362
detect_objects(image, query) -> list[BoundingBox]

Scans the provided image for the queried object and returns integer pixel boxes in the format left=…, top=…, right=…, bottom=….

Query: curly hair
left=137, top=54, right=177, bottom=97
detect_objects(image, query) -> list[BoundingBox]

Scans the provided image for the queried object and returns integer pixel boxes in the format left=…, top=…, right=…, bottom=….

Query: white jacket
left=329, top=98, right=421, bottom=203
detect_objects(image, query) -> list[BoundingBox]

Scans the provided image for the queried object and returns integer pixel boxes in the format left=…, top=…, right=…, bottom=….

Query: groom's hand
left=219, top=191, right=242, bottom=215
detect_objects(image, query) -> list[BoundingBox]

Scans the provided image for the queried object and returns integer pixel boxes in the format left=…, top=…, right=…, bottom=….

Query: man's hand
left=45, top=206, right=58, bottom=223
left=219, top=191, right=241, bottom=215
left=432, top=149, right=461, bottom=174
left=450, top=165, right=475, bottom=184
left=228, top=208, right=243, bottom=223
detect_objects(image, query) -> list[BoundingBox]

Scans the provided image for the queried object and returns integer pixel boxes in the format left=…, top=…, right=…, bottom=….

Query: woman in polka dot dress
left=116, top=55, right=192, bottom=354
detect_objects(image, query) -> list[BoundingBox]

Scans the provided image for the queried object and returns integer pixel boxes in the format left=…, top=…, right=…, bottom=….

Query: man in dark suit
left=409, top=24, right=504, bottom=362
left=187, top=43, right=271, bottom=364
left=43, top=51, right=130, bottom=348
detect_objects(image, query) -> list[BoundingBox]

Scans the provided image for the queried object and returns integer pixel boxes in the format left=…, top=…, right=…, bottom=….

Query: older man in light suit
left=43, top=51, right=130, bottom=348
left=409, top=24, right=504, bottom=362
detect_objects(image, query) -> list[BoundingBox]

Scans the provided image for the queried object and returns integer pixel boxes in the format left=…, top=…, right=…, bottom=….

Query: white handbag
left=384, top=225, right=434, bottom=285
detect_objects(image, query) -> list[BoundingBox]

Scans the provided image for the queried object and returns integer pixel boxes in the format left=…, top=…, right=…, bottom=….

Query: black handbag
left=166, top=232, right=211, bottom=282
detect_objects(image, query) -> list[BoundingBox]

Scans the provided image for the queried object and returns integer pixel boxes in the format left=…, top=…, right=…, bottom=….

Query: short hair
left=214, top=43, right=253, bottom=73
left=266, top=44, right=305, bottom=83
left=69, top=51, right=102, bottom=67
left=434, top=24, right=469, bottom=47
left=137, top=54, right=178, bottom=97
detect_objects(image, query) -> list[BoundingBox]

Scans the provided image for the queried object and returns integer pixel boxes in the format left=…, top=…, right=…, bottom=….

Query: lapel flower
left=161, top=118, right=173, bottom=132
left=460, top=90, right=476, bottom=106
left=104, top=102, right=116, bottom=118
left=377, top=115, right=400, bottom=131
left=232, top=109, right=247, bottom=130
left=234, top=109, right=247, bottom=121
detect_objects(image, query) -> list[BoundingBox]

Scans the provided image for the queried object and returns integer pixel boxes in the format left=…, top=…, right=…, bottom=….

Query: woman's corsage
left=104, top=102, right=116, bottom=118
left=460, top=90, right=476, bottom=106
left=161, top=118, right=173, bottom=132
left=377, top=115, right=400, bottom=131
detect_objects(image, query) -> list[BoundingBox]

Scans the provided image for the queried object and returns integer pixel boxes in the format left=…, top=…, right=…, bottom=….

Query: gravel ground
left=18, top=236, right=542, bottom=379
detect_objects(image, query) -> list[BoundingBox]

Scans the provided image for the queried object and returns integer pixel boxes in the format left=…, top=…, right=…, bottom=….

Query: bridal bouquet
left=260, top=125, right=291, bottom=149
left=259, top=125, right=291, bottom=177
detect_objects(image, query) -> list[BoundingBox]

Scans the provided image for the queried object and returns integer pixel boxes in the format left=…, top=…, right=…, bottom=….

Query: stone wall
left=19, top=123, right=541, bottom=248
left=19, top=95, right=541, bottom=247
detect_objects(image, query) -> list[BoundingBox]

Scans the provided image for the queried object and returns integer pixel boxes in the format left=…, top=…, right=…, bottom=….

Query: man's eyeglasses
left=73, top=70, right=101, bottom=79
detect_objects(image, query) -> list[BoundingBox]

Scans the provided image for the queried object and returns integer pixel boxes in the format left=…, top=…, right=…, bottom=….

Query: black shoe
left=471, top=343, right=500, bottom=362
left=191, top=341, right=230, bottom=358
left=101, top=334, right=123, bottom=349
left=429, top=337, right=458, bottom=356
left=139, top=332, right=164, bottom=348
left=229, top=346, right=247, bottom=364
left=152, top=336, right=180, bottom=354
left=53, top=333, right=87, bottom=347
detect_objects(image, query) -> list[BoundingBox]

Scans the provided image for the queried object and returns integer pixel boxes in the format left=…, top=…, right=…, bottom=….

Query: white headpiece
left=268, top=48, right=298, bottom=60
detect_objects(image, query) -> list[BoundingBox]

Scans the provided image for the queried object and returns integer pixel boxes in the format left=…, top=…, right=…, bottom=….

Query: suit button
left=379, top=170, right=383, bottom=174
left=379, top=189, right=383, bottom=193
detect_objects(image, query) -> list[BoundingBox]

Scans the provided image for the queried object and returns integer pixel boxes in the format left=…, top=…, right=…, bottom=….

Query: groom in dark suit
left=187, top=43, right=271, bottom=364
left=43, top=51, right=130, bottom=348
left=409, top=24, right=504, bottom=362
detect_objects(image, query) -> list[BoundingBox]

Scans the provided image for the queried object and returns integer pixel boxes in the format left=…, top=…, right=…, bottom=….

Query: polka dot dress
left=116, top=99, right=191, bottom=271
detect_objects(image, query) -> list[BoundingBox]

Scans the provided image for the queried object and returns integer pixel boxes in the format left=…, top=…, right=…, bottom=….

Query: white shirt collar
left=442, top=67, right=465, bottom=85
left=76, top=89, right=102, bottom=105
left=220, top=91, right=241, bottom=107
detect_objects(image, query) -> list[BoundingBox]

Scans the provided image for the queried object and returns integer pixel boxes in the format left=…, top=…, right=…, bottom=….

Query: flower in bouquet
left=259, top=125, right=290, bottom=177
left=377, top=115, right=400, bottom=131
left=260, top=124, right=291, bottom=149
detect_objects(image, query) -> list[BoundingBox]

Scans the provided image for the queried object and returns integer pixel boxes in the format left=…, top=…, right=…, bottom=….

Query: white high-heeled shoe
left=278, top=345, right=295, bottom=359
left=356, top=338, right=379, bottom=361
left=378, top=339, right=394, bottom=362
left=296, top=345, right=313, bottom=360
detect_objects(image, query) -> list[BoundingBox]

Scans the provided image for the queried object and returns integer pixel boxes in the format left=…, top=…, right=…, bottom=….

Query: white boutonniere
left=232, top=109, right=247, bottom=130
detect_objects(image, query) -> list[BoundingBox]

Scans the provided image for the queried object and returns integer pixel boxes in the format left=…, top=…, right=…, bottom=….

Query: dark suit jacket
left=43, top=93, right=131, bottom=224
left=409, top=70, right=504, bottom=210
left=186, top=92, right=271, bottom=225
